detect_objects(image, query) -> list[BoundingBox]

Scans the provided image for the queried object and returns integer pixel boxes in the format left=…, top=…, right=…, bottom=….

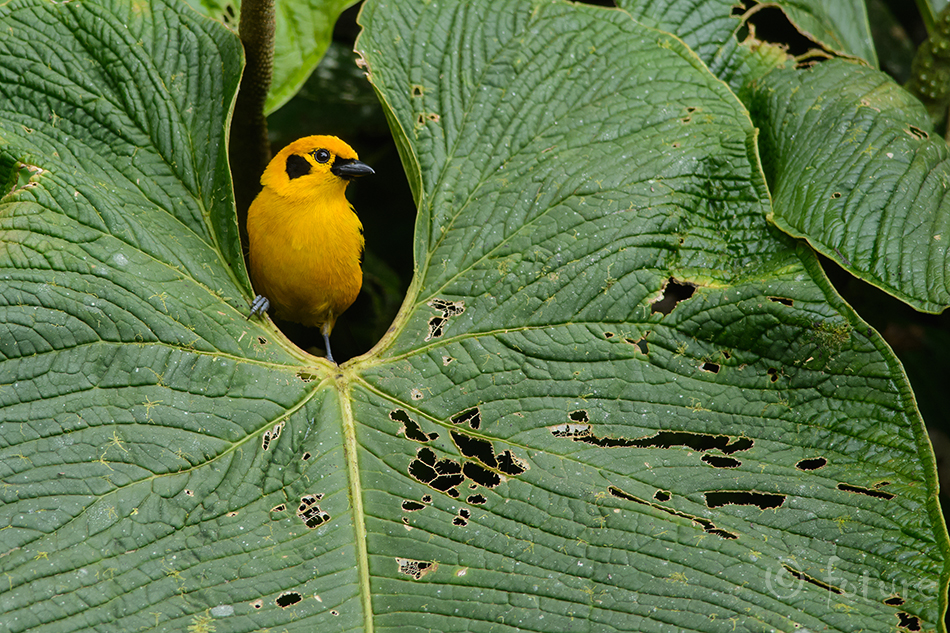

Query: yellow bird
left=247, top=135, right=374, bottom=363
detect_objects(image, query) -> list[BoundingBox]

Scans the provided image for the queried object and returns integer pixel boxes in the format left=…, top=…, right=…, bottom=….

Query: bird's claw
left=248, top=294, right=270, bottom=319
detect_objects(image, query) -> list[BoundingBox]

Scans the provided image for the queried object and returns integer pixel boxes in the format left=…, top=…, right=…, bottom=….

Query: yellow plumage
left=247, top=135, right=373, bottom=362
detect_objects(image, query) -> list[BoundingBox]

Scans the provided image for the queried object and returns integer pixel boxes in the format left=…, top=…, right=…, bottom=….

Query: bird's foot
left=248, top=294, right=270, bottom=319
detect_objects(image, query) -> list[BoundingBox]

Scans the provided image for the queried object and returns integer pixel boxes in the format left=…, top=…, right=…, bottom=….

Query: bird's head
left=261, top=135, right=374, bottom=198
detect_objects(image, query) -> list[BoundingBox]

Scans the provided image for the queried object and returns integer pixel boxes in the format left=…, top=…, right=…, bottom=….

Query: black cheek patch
left=286, top=153, right=311, bottom=179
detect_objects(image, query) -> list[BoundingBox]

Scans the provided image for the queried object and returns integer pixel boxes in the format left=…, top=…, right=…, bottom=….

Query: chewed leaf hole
left=767, top=367, right=779, bottom=383
left=425, top=298, right=465, bottom=341
left=575, top=429, right=752, bottom=454
left=702, top=454, right=740, bottom=469
left=837, top=483, right=895, bottom=500
left=402, top=500, right=427, bottom=512
left=276, top=591, right=302, bottom=608
left=906, top=126, right=928, bottom=140
left=603, top=331, right=615, bottom=339
left=396, top=557, right=438, bottom=580
left=885, top=595, right=905, bottom=606
left=700, top=361, right=720, bottom=374
left=704, top=490, right=785, bottom=509
left=451, top=407, right=481, bottom=430
left=296, top=370, right=317, bottom=382
left=569, top=410, right=589, bottom=423
left=609, top=485, right=737, bottom=540
left=625, top=337, right=648, bottom=354
left=467, top=493, right=487, bottom=505
left=250, top=599, right=263, bottom=609
left=783, top=565, right=842, bottom=594
left=897, top=612, right=921, bottom=630
left=452, top=431, right=497, bottom=468
left=650, top=277, right=696, bottom=315
left=392, top=409, right=438, bottom=443
left=768, top=296, right=794, bottom=307
left=297, top=493, right=330, bottom=528
left=453, top=508, right=471, bottom=526
left=654, top=490, right=671, bottom=502
left=796, top=456, right=827, bottom=471
left=261, top=421, right=285, bottom=451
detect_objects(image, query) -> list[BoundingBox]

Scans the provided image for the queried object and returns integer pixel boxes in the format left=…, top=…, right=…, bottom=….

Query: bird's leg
left=248, top=294, right=270, bottom=319
left=321, top=323, right=336, bottom=364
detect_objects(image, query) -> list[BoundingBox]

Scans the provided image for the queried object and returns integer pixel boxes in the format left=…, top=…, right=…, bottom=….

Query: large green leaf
left=1, top=1, right=947, bottom=633
left=621, top=0, right=950, bottom=316
left=749, top=58, right=950, bottom=313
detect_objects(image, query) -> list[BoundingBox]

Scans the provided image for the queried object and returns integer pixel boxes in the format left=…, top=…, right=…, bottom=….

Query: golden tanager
left=247, top=135, right=374, bottom=363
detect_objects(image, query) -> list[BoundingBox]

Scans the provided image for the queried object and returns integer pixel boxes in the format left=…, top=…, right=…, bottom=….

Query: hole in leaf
left=795, top=457, right=827, bottom=471
left=897, top=612, right=921, bottom=631
left=830, top=191, right=841, bottom=199
left=906, top=126, right=928, bottom=140
left=609, top=486, right=737, bottom=540
left=401, top=500, right=426, bottom=512
left=467, top=494, right=487, bottom=505
left=550, top=422, right=592, bottom=438
left=425, top=298, right=465, bottom=341
left=625, top=337, right=648, bottom=354
left=463, top=462, right=501, bottom=488
left=184, top=489, right=194, bottom=497
left=702, top=454, right=740, bottom=469
left=496, top=450, right=527, bottom=476
left=276, top=591, right=302, bottom=608
left=451, top=407, right=481, bottom=430
left=396, top=558, right=438, bottom=580
left=604, top=331, right=615, bottom=339
left=768, top=296, right=793, bottom=307
left=257, top=336, right=267, bottom=345
left=250, top=599, right=263, bottom=609
left=576, top=429, right=753, bottom=454
left=451, top=431, right=497, bottom=469
left=270, top=504, right=286, bottom=513
left=569, top=410, right=589, bottom=423
left=261, top=421, right=285, bottom=451
left=767, top=367, right=779, bottom=382
left=421, top=494, right=432, bottom=503
left=885, top=596, right=905, bottom=606
left=650, top=278, right=696, bottom=315
left=295, top=370, right=317, bottom=382
left=297, top=493, right=330, bottom=528
left=411, top=84, right=424, bottom=97
left=302, top=451, right=311, bottom=461
left=783, top=564, right=842, bottom=594
left=392, top=409, right=438, bottom=443
left=704, top=490, right=785, bottom=509
left=410, top=388, right=423, bottom=400
left=654, top=490, right=671, bottom=502
left=701, top=361, right=720, bottom=373
left=837, top=483, right=895, bottom=500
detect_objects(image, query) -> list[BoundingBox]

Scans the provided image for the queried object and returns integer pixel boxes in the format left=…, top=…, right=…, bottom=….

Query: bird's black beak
left=331, top=158, right=375, bottom=180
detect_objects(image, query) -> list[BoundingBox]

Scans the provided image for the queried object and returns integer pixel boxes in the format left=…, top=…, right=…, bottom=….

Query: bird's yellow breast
left=247, top=172, right=364, bottom=332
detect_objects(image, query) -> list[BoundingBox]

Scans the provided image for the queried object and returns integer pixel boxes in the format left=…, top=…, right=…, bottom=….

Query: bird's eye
left=313, top=149, right=331, bottom=164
